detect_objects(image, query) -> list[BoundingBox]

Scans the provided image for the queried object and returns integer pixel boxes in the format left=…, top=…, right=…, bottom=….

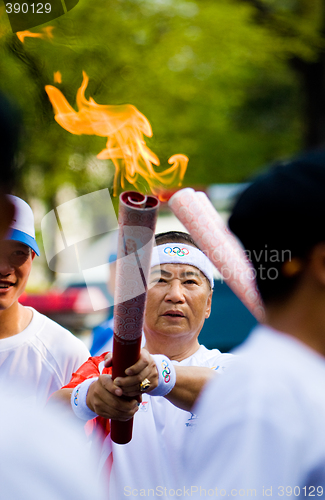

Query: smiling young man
left=51, top=231, right=233, bottom=497
left=0, top=195, right=90, bottom=404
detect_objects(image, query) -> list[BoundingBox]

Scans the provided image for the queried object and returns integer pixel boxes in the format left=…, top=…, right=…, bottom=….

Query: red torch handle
left=111, top=334, right=142, bottom=444
left=110, top=191, right=159, bottom=444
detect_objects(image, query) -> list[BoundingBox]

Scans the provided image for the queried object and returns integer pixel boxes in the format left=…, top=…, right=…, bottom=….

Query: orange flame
left=17, top=26, right=54, bottom=43
left=45, top=71, right=188, bottom=197
left=53, top=71, right=62, bottom=84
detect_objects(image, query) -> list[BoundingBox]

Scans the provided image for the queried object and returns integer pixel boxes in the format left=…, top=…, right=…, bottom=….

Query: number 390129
left=5, top=3, right=52, bottom=14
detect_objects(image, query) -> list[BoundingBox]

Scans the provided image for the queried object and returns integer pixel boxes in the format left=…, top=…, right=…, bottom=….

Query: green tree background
left=2, top=0, right=320, bottom=200
left=1, top=0, right=325, bottom=287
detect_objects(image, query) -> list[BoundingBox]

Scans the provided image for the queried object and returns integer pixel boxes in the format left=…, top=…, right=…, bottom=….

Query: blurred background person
left=183, top=150, right=325, bottom=498
left=1, top=385, right=106, bottom=500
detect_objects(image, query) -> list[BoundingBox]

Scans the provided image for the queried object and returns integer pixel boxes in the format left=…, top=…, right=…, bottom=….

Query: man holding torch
left=50, top=230, right=233, bottom=496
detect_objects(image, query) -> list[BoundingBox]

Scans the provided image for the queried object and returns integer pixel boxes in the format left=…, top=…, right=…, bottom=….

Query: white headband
left=150, top=243, right=214, bottom=288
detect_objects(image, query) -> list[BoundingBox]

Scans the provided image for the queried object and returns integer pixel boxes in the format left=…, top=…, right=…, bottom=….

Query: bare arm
left=49, top=352, right=221, bottom=418
left=115, top=357, right=218, bottom=412
left=164, top=366, right=216, bottom=411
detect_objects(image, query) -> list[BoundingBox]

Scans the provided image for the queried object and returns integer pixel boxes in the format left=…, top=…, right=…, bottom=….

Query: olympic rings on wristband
left=163, top=246, right=190, bottom=257
left=150, top=355, right=176, bottom=397
left=73, top=387, right=80, bottom=406
left=71, top=378, right=99, bottom=421
left=161, top=359, right=171, bottom=383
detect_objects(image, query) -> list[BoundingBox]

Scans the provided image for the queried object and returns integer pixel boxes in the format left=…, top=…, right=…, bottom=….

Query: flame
left=45, top=71, right=188, bottom=196
left=53, top=71, right=62, bottom=84
left=150, top=155, right=189, bottom=201
left=17, top=26, right=54, bottom=43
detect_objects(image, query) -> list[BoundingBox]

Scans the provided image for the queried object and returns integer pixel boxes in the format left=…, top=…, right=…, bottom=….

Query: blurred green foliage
left=0, top=0, right=324, bottom=205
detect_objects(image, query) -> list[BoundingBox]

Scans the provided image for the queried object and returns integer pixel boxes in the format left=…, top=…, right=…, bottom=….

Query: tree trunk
left=291, top=53, right=325, bottom=149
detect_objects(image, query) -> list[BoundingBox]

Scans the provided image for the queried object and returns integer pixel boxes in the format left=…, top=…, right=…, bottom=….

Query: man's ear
left=205, top=290, right=213, bottom=319
left=307, top=243, right=325, bottom=286
left=31, top=251, right=36, bottom=261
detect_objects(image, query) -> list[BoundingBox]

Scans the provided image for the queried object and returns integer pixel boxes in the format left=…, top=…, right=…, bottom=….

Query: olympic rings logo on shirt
left=163, top=246, right=190, bottom=257
left=161, top=359, right=171, bottom=383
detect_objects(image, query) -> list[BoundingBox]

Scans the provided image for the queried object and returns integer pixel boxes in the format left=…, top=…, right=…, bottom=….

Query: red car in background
left=19, top=285, right=109, bottom=338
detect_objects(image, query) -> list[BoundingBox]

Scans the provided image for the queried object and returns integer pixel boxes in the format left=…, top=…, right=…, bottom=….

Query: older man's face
left=144, top=263, right=212, bottom=342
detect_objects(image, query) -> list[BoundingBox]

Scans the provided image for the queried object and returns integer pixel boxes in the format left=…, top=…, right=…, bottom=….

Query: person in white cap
left=0, top=195, right=90, bottom=405
left=50, top=231, right=234, bottom=498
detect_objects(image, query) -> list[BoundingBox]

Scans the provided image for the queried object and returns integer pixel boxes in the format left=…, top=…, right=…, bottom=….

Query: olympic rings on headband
left=163, top=246, right=190, bottom=257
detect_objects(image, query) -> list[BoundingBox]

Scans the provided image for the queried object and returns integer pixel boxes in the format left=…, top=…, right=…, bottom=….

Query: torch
left=168, top=188, right=264, bottom=321
left=111, top=191, right=159, bottom=444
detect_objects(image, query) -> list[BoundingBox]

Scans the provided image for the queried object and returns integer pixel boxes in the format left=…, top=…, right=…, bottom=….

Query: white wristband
left=71, top=377, right=99, bottom=421
left=149, top=355, right=176, bottom=397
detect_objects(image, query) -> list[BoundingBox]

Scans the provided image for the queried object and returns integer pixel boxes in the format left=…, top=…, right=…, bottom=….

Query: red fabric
left=62, top=352, right=113, bottom=438
left=62, top=353, right=112, bottom=389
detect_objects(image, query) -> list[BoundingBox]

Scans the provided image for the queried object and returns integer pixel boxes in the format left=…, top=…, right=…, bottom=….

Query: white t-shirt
left=183, top=325, right=325, bottom=499
left=0, top=307, right=90, bottom=405
left=108, top=345, right=234, bottom=499
left=1, top=390, right=107, bottom=500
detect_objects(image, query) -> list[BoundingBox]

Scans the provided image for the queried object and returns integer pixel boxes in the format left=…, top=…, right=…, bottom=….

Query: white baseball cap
left=5, top=195, right=40, bottom=256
